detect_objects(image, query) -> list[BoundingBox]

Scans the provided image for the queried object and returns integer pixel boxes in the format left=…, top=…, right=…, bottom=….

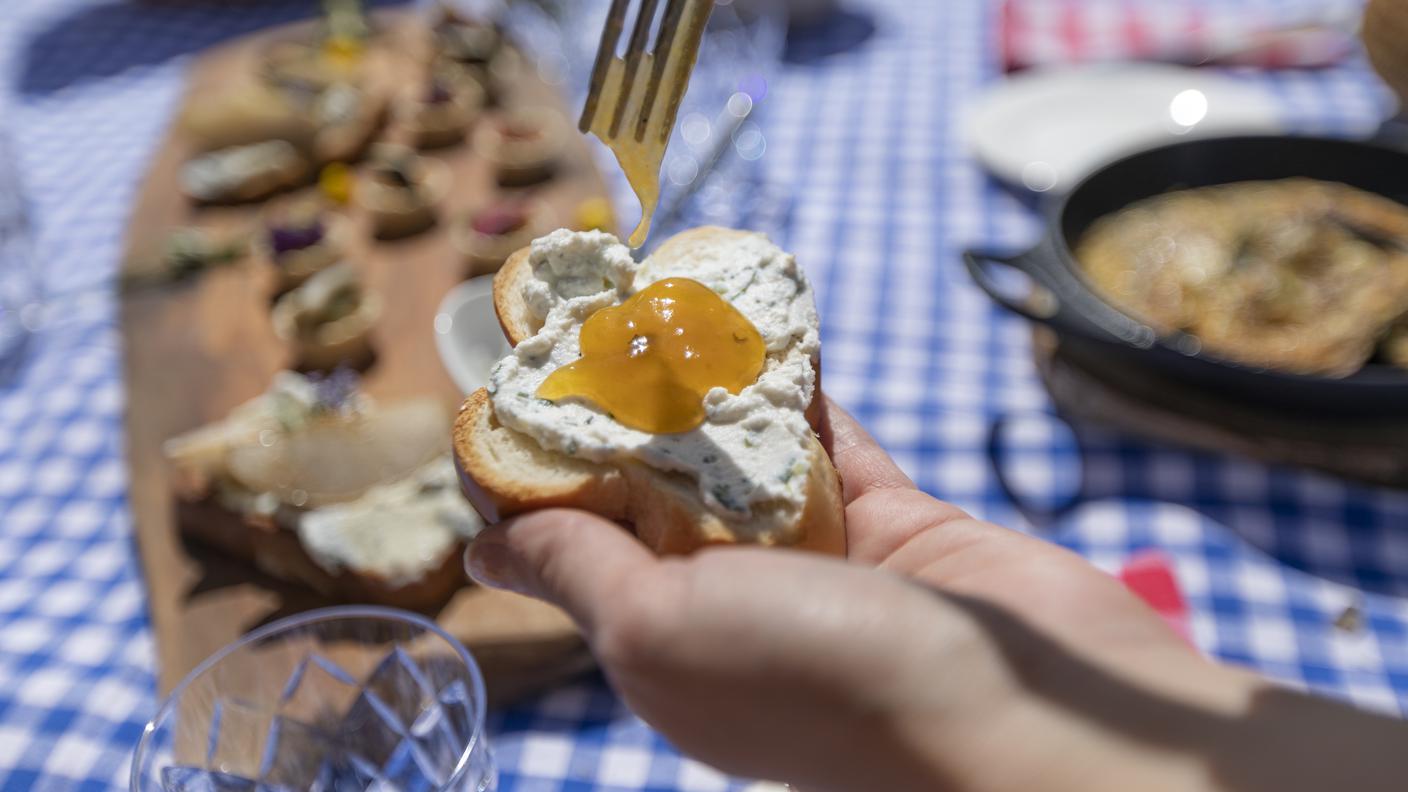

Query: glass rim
left=130, top=605, right=489, bottom=792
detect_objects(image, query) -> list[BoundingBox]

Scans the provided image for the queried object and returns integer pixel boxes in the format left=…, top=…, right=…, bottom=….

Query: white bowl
left=434, top=276, right=511, bottom=396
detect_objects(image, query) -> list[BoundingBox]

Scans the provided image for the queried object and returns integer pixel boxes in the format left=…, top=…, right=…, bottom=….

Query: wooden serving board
left=122, top=13, right=609, bottom=703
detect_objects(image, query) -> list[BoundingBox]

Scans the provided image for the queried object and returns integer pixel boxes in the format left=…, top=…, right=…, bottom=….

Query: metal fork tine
left=608, top=0, right=663, bottom=139
left=635, top=0, right=688, bottom=142
left=579, top=0, right=631, bottom=134
left=655, top=0, right=711, bottom=145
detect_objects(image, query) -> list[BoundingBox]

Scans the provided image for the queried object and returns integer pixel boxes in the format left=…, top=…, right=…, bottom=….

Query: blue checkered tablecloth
left=1, top=0, right=1406, bottom=789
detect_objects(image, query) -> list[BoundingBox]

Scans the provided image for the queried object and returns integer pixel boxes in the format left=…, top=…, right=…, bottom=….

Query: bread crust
left=456, top=227, right=846, bottom=555
left=493, top=245, right=541, bottom=344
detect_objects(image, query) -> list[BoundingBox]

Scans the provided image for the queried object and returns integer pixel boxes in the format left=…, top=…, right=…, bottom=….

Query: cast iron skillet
left=965, top=135, right=1408, bottom=419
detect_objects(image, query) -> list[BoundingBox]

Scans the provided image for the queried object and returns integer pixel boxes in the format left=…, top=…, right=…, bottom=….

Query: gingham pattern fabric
left=0, top=0, right=1403, bottom=789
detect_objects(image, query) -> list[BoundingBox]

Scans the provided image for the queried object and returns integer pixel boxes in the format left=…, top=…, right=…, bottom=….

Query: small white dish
left=964, top=63, right=1286, bottom=193
left=434, top=276, right=511, bottom=396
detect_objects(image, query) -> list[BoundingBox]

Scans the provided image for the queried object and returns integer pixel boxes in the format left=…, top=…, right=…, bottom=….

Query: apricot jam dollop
left=537, top=277, right=765, bottom=434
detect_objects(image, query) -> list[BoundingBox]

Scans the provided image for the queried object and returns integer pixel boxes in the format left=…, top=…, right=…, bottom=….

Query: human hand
left=466, top=397, right=1408, bottom=792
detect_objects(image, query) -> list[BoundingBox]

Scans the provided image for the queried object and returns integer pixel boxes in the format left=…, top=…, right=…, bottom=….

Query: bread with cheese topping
left=165, top=373, right=479, bottom=609
left=453, top=226, right=846, bottom=555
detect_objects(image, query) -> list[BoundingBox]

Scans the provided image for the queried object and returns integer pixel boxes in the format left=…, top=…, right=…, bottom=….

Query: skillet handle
left=965, top=245, right=1161, bottom=349
left=963, top=248, right=1061, bottom=324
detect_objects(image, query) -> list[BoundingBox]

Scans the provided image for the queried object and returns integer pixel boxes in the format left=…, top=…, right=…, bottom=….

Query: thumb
left=465, top=508, right=657, bottom=632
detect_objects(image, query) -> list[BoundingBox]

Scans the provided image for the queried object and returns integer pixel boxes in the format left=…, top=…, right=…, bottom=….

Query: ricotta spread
left=487, top=229, right=820, bottom=531
left=180, top=140, right=301, bottom=202
left=315, top=83, right=363, bottom=127
left=297, top=456, right=482, bottom=585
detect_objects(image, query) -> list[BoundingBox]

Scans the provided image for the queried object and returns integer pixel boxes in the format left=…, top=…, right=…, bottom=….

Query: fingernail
left=465, top=534, right=530, bottom=594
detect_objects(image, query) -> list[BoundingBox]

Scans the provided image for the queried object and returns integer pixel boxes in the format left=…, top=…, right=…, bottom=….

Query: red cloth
left=1119, top=551, right=1193, bottom=643
left=1000, top=0, right=1355, bottom=72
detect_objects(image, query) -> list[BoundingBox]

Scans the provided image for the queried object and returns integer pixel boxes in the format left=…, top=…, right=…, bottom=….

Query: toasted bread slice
left=178, top=494, right=466, bottom=611
left=454, top=227, right=846, bottom=556
left=165, top=374, right=474, bottom=609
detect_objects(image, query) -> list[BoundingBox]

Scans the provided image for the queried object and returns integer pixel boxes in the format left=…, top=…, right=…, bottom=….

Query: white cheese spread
left=180, top=140, right=300, bottom=201
left=289, top=262, right=357, bottom=315
left=315, top=83, right=363, bottom=127
left=488, top=229, right=820, bottom=532
left=297, top=456, right=482, bottom=586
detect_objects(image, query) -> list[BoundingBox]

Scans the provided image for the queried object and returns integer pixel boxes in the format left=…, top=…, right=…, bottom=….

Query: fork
left=578, top=0, right=714, bottom=145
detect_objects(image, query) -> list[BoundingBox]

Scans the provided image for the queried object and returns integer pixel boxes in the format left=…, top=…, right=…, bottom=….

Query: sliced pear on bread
left=227, top=399, right=448, bottom=508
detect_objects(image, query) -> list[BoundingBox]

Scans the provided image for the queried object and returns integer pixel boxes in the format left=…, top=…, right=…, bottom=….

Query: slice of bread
left=176, top=494, right=466, bottom=611
left=454, top=227, right=846, bottom=555
left=165, top=376, right=474, bottom=610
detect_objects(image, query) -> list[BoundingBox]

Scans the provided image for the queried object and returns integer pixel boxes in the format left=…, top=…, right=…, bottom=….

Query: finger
left=465, top=508, right=657, bottom=632
left=822, top=395, right=917, bottom=506
left=844, top=486, right=973, bottom=566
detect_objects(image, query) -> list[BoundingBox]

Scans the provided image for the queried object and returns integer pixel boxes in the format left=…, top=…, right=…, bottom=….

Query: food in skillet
left=1076, top=179, right=1408, bottom=377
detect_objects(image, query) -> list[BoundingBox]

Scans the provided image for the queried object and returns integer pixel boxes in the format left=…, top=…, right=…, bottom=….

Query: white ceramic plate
left=433, top=276, right=511, bottom=396
left=964, top=63, right=1286, bottom=193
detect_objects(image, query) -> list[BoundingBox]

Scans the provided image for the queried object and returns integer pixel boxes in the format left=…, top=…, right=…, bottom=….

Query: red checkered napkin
left=1000, top=0, right=1355, bottom=72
